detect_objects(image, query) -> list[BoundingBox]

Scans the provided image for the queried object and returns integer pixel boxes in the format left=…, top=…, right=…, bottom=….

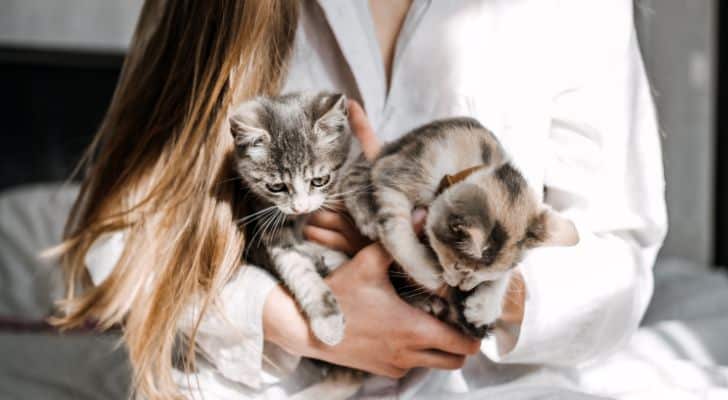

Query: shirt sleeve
left=482, top=0, right=668, bottom=366
left=84, top=231, right=297, bottom=389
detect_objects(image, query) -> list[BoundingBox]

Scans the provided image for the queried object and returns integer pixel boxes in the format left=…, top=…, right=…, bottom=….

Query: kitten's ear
left=525, top=207, right=579, bottom=248
left=313, top=93, right=348, bottom=147
left=229, top=100, right=270, bottom=149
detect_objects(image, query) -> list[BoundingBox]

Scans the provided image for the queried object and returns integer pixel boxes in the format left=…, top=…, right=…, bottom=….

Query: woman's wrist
left=262, top=284, right=320, bottom=359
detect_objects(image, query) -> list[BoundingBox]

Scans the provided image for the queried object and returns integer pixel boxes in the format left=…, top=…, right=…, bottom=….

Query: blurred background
left=0, top=1, right=726, bottom=399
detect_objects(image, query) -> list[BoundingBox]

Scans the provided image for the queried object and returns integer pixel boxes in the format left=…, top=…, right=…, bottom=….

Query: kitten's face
left=230, top=93, right=352, bottom=215
left=248, top=162, right=337, bottom=215
left=426, top=168, right=578, bottom=291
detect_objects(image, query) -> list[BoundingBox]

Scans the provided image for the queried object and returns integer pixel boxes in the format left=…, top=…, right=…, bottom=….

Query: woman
left=54, top=0, right=667, bottom=399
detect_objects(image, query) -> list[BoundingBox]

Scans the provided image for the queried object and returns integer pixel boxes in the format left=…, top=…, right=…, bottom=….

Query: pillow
left=0, top=183, right=79, bottom=320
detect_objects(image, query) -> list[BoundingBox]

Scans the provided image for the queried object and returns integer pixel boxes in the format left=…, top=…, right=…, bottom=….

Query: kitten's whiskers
left=238, top=206, right=277, bottom=225
left=327, top=185, right=374, bottom=200
left=245, top=209, right=280, bottom=258
left=266, top=211, right=287, bottom=246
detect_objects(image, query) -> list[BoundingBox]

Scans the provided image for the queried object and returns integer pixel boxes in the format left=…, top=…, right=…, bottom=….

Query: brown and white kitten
left=230, top=92, right=352, bottom=346
left=294, top=118, right=579, bottom=400
left=343, top=117, right=579, bottom=336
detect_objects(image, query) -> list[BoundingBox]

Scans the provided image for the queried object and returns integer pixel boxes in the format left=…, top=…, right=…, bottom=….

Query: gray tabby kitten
left=230, top=92, right=352, bottom=346
left=343, top=117, right=579, bottom=336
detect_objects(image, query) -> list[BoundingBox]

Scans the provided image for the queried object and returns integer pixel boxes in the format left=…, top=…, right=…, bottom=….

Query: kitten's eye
left=448, top=215, right=464, bottom=233
left=265, top=183, right=287, bottom=193
left=311, top=174, right=331, bottom=188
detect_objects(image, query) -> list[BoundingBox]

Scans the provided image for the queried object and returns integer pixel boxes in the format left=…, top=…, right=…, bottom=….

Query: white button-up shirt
left=86, top=1, right=667, bottom=398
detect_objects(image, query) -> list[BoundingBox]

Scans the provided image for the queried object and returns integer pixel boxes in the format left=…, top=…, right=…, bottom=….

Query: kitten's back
left=372, top=118, right=507, bottom=206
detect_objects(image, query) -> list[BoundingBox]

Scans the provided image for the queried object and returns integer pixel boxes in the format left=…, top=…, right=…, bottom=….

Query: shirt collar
left=316, top=0, right=386, bottom=119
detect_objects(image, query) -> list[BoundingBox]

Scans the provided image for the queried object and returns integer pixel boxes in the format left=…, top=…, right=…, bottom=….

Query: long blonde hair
left=51, top=1, right=298, bottom=398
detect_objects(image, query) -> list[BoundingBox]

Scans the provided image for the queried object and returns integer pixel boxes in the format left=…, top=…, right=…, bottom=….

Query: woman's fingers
left=305, top=210, right=371, bottom=255
left=303, top=225, right=354, bottom=255
left=378, top=366, right=409, bottom=379
left=411, top=208, right=427, bottom=235
left=500, top=271, right=526, bottom=325
left=405, top=350, right=467, bottom=371
left=347, top=99, right=381, bottom=160
left=353, top=242, right=393, bottom=278
left=412, top=315, right=481, bottom=356
left=307, top=210, right=355, bottom=234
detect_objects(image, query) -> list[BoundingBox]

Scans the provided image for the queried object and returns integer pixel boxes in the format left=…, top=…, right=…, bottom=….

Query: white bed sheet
left=1, top=184, right=727, bottom=399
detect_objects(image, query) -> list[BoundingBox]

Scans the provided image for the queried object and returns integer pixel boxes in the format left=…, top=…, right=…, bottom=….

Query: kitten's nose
left=292, top=198, right=309, bottom=214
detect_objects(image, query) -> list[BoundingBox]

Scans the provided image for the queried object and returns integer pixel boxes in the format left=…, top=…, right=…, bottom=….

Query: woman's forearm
left=263, top=284, right=319, bottom=358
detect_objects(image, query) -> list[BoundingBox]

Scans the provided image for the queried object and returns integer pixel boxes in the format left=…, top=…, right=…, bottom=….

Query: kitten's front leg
left=270, top=246, right=345, bottom=346
left=375, top=188, right=443, bottom=291
left=462, top=276, right=510, bottom=336
left=300, top=241, right=350, bottom=277
left=340, top=154, right=379, bottom=239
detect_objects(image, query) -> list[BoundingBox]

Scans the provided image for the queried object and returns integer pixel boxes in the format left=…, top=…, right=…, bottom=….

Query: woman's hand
left=347, top=99, right=381, bottom=160
left=500, top=271, right=526, bottom=326
left=263, top=242, right=480, bottom=378
left=304, top=211, right=371, bottom=257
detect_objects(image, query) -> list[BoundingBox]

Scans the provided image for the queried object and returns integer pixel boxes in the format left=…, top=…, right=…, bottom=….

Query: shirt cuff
left=180, top=265, right=300, bottom=389
left=482, top=220, right=641, bottom=366
left=482, top=246, right=582, bottom=364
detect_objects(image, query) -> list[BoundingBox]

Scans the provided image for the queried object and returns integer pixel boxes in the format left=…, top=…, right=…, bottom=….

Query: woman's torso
left=285, top=0, right=562, bottom=196
left=233, top=1, right=575, bottom=398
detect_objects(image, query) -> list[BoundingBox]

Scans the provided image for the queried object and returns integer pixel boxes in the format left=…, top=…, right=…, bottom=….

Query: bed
left=1, top=183, right=727, bottom=399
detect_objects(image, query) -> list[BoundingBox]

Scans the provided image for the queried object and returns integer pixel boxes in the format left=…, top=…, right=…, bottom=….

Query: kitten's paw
left=320, top=250, right=349, bottom=273
left=418, top=259, right=445, bottom=292
left=460, top=320, right=493, bottom=339
left=418, top=296, right=447, bottom=317
left=459, top=274, right=484, bottom=292
left=311, top=312, right=345, bottom=346
left=344, top=198, right=379, bottom=240
left=463, top=290, right=502, bottom=328
left=358, top=221, right=379, bottom=240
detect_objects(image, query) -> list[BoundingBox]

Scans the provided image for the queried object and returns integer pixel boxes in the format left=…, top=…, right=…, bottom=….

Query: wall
left=635, top=0, right=717, bottom=264
left=0, top=0, right=718, bottom=264
left=0, top=0, right=143, bottom=52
